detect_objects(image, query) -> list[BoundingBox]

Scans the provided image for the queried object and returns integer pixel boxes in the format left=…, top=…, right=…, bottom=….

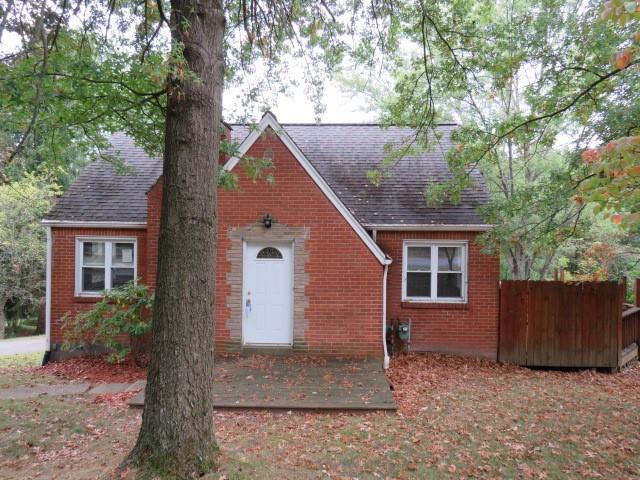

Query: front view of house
left=43, top=112, right=499, bottom=362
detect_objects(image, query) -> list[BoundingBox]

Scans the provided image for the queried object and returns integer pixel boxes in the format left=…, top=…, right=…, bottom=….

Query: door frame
left=241, top=240, right=295, bottom=346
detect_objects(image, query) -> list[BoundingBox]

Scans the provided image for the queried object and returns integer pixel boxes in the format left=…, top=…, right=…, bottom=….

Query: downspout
left=382, top=257, right=392, bottom=369
left=45, top=226, right=52, bottom=355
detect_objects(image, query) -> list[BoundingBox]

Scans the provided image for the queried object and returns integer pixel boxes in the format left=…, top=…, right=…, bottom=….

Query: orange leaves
left=579, top=134, right=639, bottom=227
left=601, top=1, right=639, bottom=70
left=614, top=49, right=633, bottom=69
left=581, top=148, right=601, bottom=165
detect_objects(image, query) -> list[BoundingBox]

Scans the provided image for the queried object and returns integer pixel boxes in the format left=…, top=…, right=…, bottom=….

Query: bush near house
left=62, top=282, right=153, bottom=365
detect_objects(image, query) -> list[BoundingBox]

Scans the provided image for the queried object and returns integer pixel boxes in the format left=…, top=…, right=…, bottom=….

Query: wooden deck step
left=620, top=343, right=638, bottom=368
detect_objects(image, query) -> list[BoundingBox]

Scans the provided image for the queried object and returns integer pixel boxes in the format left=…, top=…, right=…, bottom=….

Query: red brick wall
left=376, top=231, right=499, bottom=359
left=215, top=128, right=384, bottom=356
left=49, top=227, right=147, bottom=346
left=50, top=129, right=499, bottom=360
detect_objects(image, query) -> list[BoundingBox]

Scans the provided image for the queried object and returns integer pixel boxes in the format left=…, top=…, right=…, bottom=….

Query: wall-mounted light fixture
left=262, top=213, right=273, bottom=229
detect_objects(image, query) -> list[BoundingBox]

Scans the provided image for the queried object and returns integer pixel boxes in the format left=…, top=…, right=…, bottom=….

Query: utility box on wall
left=386, top=318, right=412, bottom=355
left=398, top=321, right=411, bottom=342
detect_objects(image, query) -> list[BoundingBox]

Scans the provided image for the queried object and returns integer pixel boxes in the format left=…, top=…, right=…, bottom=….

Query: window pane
left=437, top=272, right=462, bottom=298
left=82, top=267, right=105, bottom=291
left=407, top=272, right=431, bottom=297
left=111, top=268, right=135, bottom=288
left=113, top=243, right=134, bottom=266
left=438, top=247, right=462, bottom=271
left=83, top=242, right=105, bottom=266
left=407, top=247, right=431, bottom=271
left=257, top=247, right=283, bottom=259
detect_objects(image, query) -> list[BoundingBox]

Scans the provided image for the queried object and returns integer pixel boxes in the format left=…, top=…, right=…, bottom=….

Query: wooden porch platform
left=129, top=356, right=396, bottom=411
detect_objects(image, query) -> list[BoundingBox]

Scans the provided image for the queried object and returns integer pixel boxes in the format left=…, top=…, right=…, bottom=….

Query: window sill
left=401, top=301, right=468, bottom=310
left=73, top=295, right=103, bottom=303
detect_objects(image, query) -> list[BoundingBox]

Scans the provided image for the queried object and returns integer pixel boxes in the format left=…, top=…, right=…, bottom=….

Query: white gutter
left=45, top=226, right=52, bottom=351
left=41, top=220, right=146, bottom=228
left=362, top=224, right=492, bottom=232
left=382, top=257, right=392, bottom=369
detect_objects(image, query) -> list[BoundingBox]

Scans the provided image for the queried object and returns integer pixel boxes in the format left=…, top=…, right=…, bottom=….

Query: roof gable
left=224, top=112, right=388, bottom=265
left=228, top=123, right=489, bottom=228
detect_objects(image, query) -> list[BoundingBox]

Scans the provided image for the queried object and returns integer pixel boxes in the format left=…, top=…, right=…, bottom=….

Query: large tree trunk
left=125, top=0, right=225, bottom=476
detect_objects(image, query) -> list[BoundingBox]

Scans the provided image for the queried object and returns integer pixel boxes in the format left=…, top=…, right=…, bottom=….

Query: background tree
left=346, top=0, right=639, bottom=279
left=0, top=174, right=57, bottom=338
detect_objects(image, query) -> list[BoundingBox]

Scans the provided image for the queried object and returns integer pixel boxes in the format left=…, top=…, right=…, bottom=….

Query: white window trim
left=402, top=240, right=468, bottom=303
left=75, top=237, right=137, bottom=296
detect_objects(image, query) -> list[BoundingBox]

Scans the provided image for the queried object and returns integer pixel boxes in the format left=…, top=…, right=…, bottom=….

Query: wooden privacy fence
left=499, top=280, right=639, bottom=369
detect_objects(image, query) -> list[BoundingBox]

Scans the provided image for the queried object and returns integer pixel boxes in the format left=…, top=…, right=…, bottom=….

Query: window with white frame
left=402, top=241, right=467, bottom=302
left=76, top=239, right=136, bottom=295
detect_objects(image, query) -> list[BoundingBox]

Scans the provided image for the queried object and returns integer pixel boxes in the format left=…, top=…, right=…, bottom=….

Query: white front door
left=243, top=242, right=293, bottom=345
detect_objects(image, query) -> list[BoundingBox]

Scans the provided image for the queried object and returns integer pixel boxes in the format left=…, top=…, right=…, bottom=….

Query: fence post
left=636, top=278, right=639, bottom=307
left=617, top=281, right=625, bottom=370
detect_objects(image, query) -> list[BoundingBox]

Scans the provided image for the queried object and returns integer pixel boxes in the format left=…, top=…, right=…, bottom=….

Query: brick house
left=43, top=112, right=499, bottom=364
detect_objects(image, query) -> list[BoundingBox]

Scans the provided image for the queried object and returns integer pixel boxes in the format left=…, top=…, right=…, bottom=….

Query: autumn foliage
left=578, top=2, right=640, bottom=227
left=578, top=136, right=640, bottom=226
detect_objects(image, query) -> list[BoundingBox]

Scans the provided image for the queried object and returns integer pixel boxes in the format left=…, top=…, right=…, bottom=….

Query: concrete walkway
left=0, top=335, right=46, bottom=356
left=130, top=356, right=397, bottom=411
left=0, top=379, right=146, bottom=401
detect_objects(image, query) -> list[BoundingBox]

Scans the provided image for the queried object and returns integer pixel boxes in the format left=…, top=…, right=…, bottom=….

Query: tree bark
left=125, top=0, right=225, bottom=476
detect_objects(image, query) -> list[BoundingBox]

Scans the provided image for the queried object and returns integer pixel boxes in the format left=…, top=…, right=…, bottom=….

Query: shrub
left=62, top=282, right=153, bottom=364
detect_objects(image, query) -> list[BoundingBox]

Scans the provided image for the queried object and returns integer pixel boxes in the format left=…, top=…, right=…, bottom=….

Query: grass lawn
left=0, top=352, right=64, bottom=389
left=1, top=353, right=639, bottom=479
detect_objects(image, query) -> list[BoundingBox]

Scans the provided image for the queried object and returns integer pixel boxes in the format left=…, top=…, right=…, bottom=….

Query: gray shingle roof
left=46, top=124, right=488, bottom=226
left=231, top=124, right=488, bottom=226
left=44, top=132, right=162, bottom=223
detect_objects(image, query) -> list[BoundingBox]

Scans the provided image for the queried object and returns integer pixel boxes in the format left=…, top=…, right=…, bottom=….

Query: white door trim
left=241, top=240, right=294, bottom=346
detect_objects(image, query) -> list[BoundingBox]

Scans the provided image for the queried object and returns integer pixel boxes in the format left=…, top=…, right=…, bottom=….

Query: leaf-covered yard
left=1, top=353, right=639, bottom=479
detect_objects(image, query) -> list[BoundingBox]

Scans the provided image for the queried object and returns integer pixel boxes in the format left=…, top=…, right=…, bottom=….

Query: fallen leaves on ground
left=1, top=352, right=639, bottom=479
left=386, top=352, right=640, bottom=415
left=92, top=391, right=140, bottom=407
left=37, top=355, right=146, bottom=384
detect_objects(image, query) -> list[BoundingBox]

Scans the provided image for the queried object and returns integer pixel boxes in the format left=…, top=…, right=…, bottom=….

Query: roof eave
left=41, top=220, right=147, bottom=228
left=364, top=223, right=492, bottom=232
